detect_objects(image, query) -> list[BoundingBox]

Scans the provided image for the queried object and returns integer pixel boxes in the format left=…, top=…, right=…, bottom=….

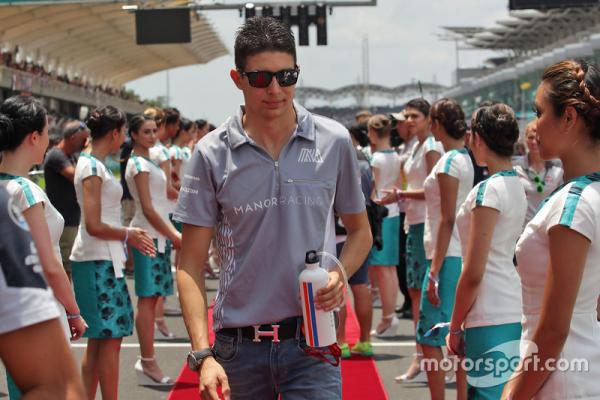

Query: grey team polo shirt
left=174, top=102, right=365, bottom=330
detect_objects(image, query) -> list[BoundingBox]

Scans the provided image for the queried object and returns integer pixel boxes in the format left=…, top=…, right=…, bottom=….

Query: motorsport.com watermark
left=421, top=340, right=589, bottom=388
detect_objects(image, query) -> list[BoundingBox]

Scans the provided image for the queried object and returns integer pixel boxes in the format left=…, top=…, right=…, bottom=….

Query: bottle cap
left=305, top=250, right=319, bottom=264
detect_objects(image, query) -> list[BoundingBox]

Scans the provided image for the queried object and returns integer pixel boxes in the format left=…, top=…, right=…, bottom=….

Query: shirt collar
left=226, top=101, right=315, bottom=149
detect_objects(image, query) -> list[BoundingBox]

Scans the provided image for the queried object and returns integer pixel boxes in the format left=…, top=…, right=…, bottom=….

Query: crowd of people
left=1, top=16, right=599, bottom=400
left=1, top=47, right=143, bottom=103
left=0, top=95, right=213, bottom=399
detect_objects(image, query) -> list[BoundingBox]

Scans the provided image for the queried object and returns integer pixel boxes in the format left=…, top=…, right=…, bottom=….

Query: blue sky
left=125, top=0, right=510, bottom=124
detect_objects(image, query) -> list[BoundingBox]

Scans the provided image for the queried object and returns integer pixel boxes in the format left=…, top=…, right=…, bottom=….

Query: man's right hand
left=200, top=357, right=231, bottom=400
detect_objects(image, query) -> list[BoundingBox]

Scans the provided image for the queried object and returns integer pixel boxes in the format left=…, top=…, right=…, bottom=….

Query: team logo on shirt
left=7, top=198, right=29, bottom=232
left=298, top=148, right=323, bottom=164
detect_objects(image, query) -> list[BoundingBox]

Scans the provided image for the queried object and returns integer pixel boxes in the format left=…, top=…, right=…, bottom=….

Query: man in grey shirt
left=174, top=17, right=372, bottom=400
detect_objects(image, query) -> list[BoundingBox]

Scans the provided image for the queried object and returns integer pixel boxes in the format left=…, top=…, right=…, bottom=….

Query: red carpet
left=168, top=304, right=387, bottom=400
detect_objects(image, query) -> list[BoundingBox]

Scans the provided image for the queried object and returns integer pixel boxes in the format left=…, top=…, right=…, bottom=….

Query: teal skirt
left=170, top=214, right=183, bottom=233
left=368, top=215, right=400, bottom=266
left=72, top=260, right=134, bottom=339
left=133, top=240, right=174, bottom=298
left=406, top=223, right=427, bottom=289
left=464, top=322, right=522, bottom=399
left=6, top=372, right=21, bottom=400
left=416, top=257, right=462, bottom=347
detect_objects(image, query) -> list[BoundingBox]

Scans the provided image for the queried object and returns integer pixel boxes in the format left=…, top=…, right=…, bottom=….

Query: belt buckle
left=252, top=324, right=280, bottom=343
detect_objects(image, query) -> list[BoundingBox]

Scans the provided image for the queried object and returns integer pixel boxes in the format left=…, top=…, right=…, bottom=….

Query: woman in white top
left=71, top=106, right=155, bottom=400
left=380, top=98, right=444, bottom=381
left=367, top=115, right=402, bottom=337
left=515, top=120, right=564, bottom=225
left=126, top=115, right=182, bottom=386
left=0, top=186, right=85, bottom=400
left=0, top=95, right=87, bottom=400
left=503, top=60, right=600, bottom=399
left=144, top=107, right=180, bottom=338
left=170, top=117, right=195, bottom=184
left=447, top=103, right=527, bottom=399
left=418, top=99, right=473, bottom=400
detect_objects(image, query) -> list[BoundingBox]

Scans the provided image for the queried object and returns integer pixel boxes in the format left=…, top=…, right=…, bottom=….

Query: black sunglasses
left=239, top=67, right=300, bottom=88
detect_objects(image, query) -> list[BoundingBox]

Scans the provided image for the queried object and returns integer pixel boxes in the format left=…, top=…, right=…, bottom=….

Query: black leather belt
left=218, top=316, right=301, bottom=343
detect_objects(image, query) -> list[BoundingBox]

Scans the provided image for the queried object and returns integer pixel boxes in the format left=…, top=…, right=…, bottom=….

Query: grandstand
left=0, top=0, right=227, bottom=117
left=298, top=82, right=446, bottom=126
left=442, top=6, right=600, bottom=119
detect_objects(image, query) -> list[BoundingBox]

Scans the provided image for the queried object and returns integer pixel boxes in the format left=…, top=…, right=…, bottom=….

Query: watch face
left=187, top=352, right=198, bottom=370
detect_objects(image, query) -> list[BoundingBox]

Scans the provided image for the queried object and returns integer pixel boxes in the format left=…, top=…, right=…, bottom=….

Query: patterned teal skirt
left=416, top=257, right=462, bottom=346
left=132, top=240, right=174, bottom=298
left=406, top=223, right=427, bottom=289
left=368, top=215, right=400, bottom=266
left=465, top=322, right=522, bottom=399
left=72, top=260, right=134, bottom=339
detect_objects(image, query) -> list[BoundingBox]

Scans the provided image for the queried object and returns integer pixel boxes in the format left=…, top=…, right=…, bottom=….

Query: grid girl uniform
left=403, top=136, right=444, bottom=289
left=150, top=142, right=175, bottom=256
left=169, top=144, right=186, bottom=232
left=515, top=172, right=600, bottom=399
left=417, top=148, right=473, bottom=346
left=125, top=154, right=174, bottom=298
left=0, top=177, right=71, bottom=399
left=0, top=173, right=69, bottom=337
left=455, top=169, right=526, bottom=398
left=70, top=153, right=134, bottom=339
left=515, top=160, right=563, bottom=224
left=369, top=149, right=401, bottom=265
left=180, top=145, right=192, bottom=176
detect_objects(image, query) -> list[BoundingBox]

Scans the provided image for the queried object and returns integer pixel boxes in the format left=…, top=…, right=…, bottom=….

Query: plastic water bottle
left=299, top=250, right=337, bottom=347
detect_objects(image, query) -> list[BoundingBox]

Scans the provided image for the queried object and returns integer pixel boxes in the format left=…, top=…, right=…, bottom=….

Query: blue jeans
left=213, top=320, right=341, bottom=400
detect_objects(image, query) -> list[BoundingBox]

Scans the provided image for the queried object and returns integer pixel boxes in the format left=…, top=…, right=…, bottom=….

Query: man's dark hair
left=234, top=16, right=297, bottom=71
left=405, top=98, right=431, bottom=117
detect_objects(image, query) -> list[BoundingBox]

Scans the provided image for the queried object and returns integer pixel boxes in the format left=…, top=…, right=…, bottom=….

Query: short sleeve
left=370, top=153, right=384, bottom=169
left=473, top=180, right=502, bottom=212
left=170, top=146, right=182, bottom=160
left=150, top=146, right=170, bottom=165
left=441, top=151, right=461, bottom=179
left=173, top=147, right=219, bottom=227
left=44, top=150, right=70, bottom=174
left=129, top=157, right=150, bottom=176
left=423, top=137, right=444, bottom=156
left=547, top=184, right=598, bottom=242
left=79, top=156, right=105, bottom=182
left=6, top=178, right=45, bottom=213
left=334, top=135, right=367, bottom=214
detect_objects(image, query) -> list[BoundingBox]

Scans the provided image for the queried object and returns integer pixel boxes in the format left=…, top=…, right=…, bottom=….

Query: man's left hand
left=314, top=269, right=346, bottom=312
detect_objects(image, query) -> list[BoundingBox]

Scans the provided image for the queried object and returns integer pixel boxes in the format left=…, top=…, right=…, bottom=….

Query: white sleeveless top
left=70, top=153, right=125, bottom=277
left=515, top=172, right=600, bottom=399
left=125, top=154, right=169, bottom=252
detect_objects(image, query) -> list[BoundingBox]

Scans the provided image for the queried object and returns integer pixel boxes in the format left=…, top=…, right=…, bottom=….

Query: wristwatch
left=187, top=348, right=214, bottom=371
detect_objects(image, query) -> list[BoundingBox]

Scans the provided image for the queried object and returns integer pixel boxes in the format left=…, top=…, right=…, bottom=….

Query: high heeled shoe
left=134, top=358, right=174, bottom=386
left=370, top=314, right=400, bottom=338
left=154, top=318, right=176, bottom=339
left=395, top=353, right=425, bottom=383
